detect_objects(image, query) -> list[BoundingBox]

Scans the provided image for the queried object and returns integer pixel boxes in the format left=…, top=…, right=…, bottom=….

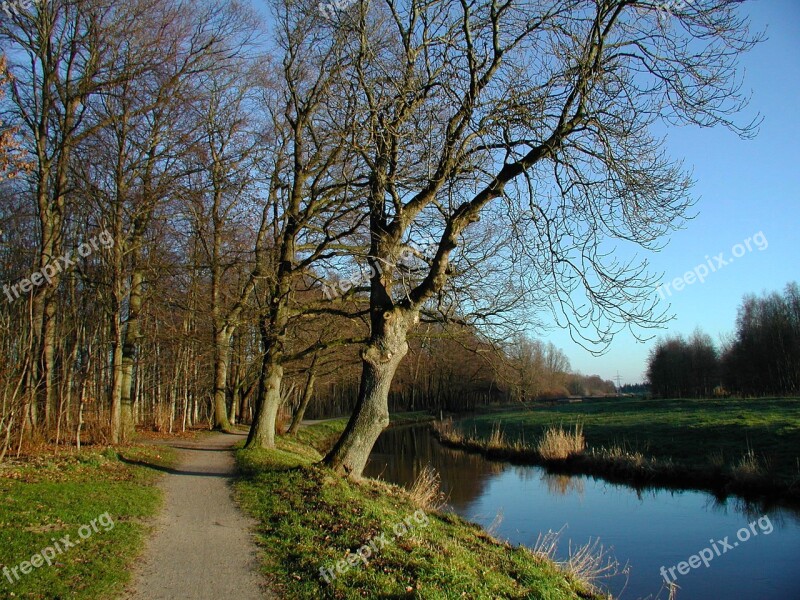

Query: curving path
left=127, top=432, right=271, bottom=600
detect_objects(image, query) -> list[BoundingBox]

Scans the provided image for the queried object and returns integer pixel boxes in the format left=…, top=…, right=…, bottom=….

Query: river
left=364, top=424, right=800, bottom=600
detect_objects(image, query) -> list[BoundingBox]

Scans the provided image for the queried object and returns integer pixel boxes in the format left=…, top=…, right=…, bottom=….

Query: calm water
left=365, top=425, right=800, bottom=600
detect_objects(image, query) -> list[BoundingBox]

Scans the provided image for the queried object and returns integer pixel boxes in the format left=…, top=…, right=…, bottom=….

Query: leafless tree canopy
left=0, top=0, right=761, bottom=470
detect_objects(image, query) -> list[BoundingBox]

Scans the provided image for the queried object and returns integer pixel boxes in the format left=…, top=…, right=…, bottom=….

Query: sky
left=543, top=1, right=800, bottom=385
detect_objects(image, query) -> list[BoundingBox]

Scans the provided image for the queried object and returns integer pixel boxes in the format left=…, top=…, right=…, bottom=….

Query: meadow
left=439, top=396, right=800, bottom=499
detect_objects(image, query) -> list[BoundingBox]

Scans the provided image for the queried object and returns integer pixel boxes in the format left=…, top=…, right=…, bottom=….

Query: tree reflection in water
left=365, top=424, right=505, bottom=511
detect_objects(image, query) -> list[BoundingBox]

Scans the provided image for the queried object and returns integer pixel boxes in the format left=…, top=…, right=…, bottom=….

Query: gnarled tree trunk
left=325, top=308, right=412, bottom=477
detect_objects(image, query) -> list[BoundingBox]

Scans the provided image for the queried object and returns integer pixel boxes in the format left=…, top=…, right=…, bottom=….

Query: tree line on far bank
left=647, top=283, right=800, bottom=398
left=304, top=330, right=617, bottom=421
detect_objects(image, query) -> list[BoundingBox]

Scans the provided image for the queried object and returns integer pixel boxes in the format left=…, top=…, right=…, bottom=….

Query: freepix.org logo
left=2, top=230, right=115, bottom=303
left=1, top=0, right=40, bottom=18
left=656, top=231, right=768, bottom=300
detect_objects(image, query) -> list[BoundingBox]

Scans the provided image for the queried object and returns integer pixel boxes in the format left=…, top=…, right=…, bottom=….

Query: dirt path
left=127, top=432, right=271, bottom=600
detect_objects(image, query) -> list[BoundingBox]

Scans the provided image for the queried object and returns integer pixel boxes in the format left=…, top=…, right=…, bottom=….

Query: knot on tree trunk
left=363, top=344, right=391, bottom=366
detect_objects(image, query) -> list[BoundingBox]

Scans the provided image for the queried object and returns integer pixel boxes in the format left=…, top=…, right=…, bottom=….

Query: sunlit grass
left=0, top=445, right=175, bottom=599
left=234, top=424, right=605, bottom=599
left=457, top=397, right=800, bottom=485
left=537, top=424, right=585, bottom=460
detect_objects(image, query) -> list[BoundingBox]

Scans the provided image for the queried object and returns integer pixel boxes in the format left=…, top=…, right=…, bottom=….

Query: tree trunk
left=245, top=359, right=283, bottom=448
left=41, top=301, right=58, bottom=431
left=213, top=328, right=233, bottom=431
left=325, top=309, right=411, bottom=477
left=109, top=320, right=124, bottom=443
left=229, top=385, right=238, bottom=426
left=119, top=267, right=144, bottom=442
left=287, top=356, right=318, bottom=436
left=245, top=292, right=290, bottom=448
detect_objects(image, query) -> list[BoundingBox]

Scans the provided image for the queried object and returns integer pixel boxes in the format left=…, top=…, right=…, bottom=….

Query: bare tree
left=243, top=4, right=367, bottom=449
left=1, top=0, right=138, bottom=431
left=184, top=57, right=265, bottom=432
left=71, top=0, right=259, bottom=441
left=322, top=0, right=761, bottom=476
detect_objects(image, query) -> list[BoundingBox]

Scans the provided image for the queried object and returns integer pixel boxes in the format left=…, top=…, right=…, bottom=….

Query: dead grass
left=668, top=581, right=680, bottom=599
left=591, top=444, right=649, bottom=469
left=537, top=424, right=585, bottom=460
left=408, top=464, right=446, bottom=510
left=533, top=527, right=626, bottom=596
left=487, top=422, right=506, bottom=450
left=431, top=418, right=461, bottom=443
left=731, top=448, right=765, bottom=483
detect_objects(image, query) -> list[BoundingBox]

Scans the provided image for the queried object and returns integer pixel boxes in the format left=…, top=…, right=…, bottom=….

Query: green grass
left=0, top=445, right=176, bottom=599
left=390, top=411, right=437, bottom=427
left=454, top=396, right=800, bottom=487
left=292, top=417, right=350, bottom=452
left=234, top=423, right=602, bottom=600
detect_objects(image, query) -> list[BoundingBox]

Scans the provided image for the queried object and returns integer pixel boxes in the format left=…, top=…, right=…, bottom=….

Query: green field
left=455, top=396, right=800, bottom=486
left=0, top=445, right=176, bottom=600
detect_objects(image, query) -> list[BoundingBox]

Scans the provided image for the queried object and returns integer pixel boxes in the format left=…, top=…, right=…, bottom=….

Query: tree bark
left=119, top=267, right=143, bottom=441
left=212, top=328, right=233, bottom=432
left=287, top=355, right=318, bottom=436
left=325, top=308, right=411, bottom=477
left=245, top=358, right=283, bottom=448
left=109, top=319, right=124, bottom=443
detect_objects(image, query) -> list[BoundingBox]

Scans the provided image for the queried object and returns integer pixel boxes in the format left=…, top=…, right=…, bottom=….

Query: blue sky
left=544, top=1, right=800, bottom=384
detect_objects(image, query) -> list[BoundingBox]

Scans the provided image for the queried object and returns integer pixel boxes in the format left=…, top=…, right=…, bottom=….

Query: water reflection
left=541, top=471, right=586, bottom=497
left=365, top=424, right=505, bottom=511
left=366, top=425, right=800, bottom=600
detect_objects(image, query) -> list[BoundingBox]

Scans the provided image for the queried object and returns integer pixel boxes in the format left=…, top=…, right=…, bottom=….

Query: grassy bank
left=234, top=422, right=606, bottom=599
left=0, top=444, right=176, bottom=599
left=390, top=410, right=438, bottom=427
left=436, top=396, right=800, bottom=501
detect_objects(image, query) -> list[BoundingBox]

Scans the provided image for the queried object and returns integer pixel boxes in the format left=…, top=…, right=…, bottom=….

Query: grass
left=537, top=424, right=585, bottom=461
left=407, top=465, right=446, bottom=511
left=434, top=396, right=800, bottom=500
left=234, top=422, right=606, bottom=599
left=533, top=529, right=624, bottom=593
left=0, top=444, right=176, bottom=599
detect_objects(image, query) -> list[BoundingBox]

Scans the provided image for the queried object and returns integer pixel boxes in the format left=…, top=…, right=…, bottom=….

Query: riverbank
left=434, top=396, right=800, bottom=503
left=234, top=421, right=607, bottom=599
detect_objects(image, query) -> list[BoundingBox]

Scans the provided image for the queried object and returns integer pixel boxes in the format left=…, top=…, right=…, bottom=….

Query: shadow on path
left=126, top=432, right=272, bottom=600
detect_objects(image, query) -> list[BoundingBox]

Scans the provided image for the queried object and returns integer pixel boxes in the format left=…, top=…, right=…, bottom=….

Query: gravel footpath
left=127, top=432, right=272, bottom=600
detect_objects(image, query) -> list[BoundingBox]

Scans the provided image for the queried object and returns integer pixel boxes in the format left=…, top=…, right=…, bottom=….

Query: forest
left=647, top=283, right=800, bottom=398
left=0, top=0, right=623, bottom=458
